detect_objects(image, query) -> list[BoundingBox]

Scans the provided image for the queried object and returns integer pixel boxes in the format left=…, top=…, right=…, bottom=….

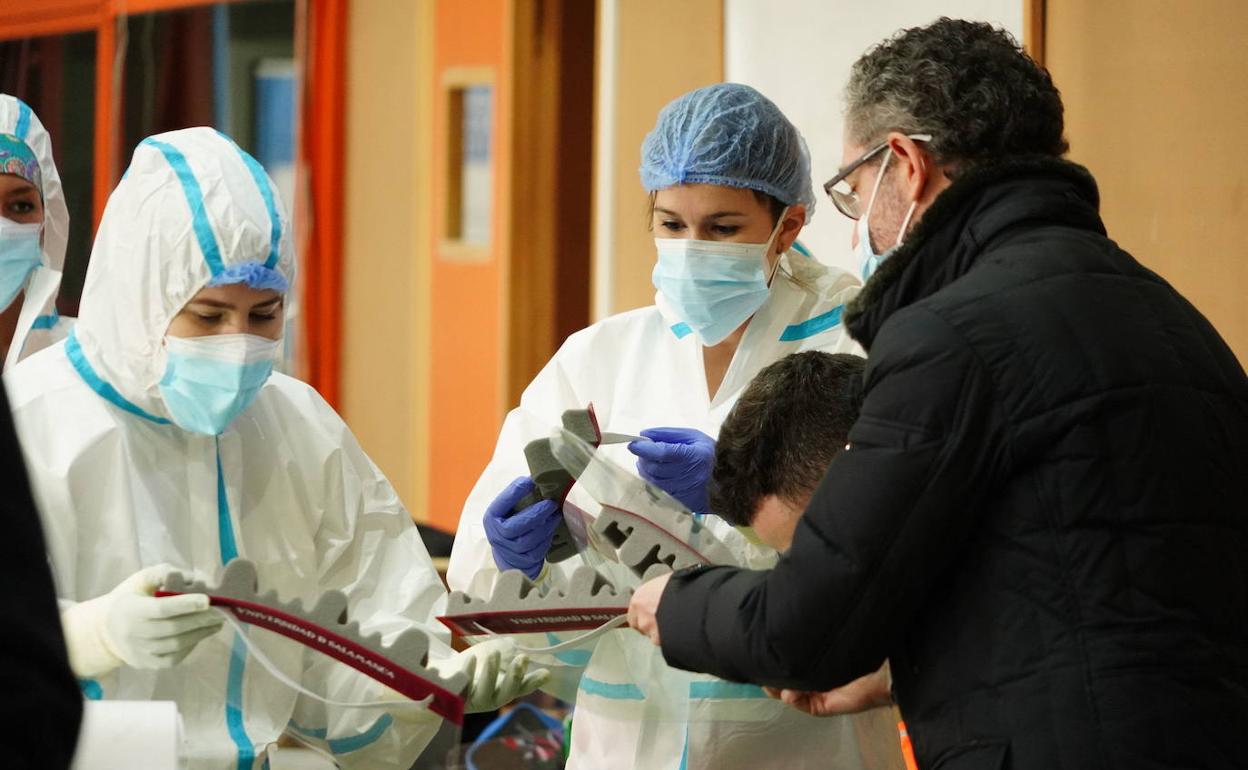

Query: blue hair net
left=206, top=261, right=289, bottom=293
left=639, top=83, right=816, bottom=217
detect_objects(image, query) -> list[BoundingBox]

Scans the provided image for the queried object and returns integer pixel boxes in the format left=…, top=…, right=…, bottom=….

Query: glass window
left=121, top=1, right=296, bottom=167
left=446, top=82, right=494, bottom=250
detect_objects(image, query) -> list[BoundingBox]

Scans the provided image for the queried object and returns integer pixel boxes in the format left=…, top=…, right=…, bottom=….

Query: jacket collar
left=844, top=156, right=1105, bottom=350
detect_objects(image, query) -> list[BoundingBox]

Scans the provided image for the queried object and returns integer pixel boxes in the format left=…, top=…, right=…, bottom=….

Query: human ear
left=885, top=133, right=930, bottom=204
left=774, top=204, right=807, bottom=255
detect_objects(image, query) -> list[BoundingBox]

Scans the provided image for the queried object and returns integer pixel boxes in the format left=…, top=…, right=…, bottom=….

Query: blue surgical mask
left=159, top=333, right=279, bottom=435
left=855, top=150, right=917, bottom=282
left=0, top=218, right=43, bottom=310
left=856, top=215, right=887, bottom=282
left=652, top=212, right=786, bottom=346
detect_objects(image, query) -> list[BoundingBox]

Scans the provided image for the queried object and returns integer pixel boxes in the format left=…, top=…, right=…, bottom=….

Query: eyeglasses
left=822, top=134, right=932, bottom=220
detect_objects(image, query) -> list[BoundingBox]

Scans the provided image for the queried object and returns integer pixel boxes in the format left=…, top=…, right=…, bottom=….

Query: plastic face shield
left=549, top=427, right=739, bottom=587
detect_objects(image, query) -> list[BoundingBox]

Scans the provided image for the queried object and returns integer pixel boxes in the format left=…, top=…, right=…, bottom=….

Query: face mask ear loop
left=861, top=150, right=892, bottom=228
left=764, top=206, right=791, bottom=286
left=895, top=201, right=918, bottom=248
left=856, top=149, right=894, bottom=258
left=893, top=153, right=926, bottom=247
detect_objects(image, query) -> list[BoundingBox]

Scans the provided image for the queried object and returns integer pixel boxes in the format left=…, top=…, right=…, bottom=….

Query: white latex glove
left=60, top=564, right=224, bottom=677
left=428, top=638, right=550, bottom=713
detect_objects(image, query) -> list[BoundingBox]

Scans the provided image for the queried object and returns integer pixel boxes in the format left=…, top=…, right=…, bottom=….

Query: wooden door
left=1043, top=0, right=1248, bottom=363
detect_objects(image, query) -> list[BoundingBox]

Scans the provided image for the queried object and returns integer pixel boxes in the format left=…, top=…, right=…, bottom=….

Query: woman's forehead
left=653, top=183, right=767, bottom=218
left=0, top=174, right=38, bottom=196
left=186, top=283, right=283, bottom=307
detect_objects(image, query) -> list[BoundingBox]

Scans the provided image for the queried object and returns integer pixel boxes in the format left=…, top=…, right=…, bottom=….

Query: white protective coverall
left=0, top=94, right=74, bottom=369
left=448, top=251, right=898, bottom=770
left=5, top=128, right=450, bottom=770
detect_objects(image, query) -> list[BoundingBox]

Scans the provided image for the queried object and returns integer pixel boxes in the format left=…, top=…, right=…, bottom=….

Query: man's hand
left=763, top=664, right=892, bottom=717
left=627, top=572, right=672, bottom=646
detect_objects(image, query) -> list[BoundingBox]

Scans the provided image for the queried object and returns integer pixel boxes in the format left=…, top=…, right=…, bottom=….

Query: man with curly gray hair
left=629, top=18, right=1248, bottom=770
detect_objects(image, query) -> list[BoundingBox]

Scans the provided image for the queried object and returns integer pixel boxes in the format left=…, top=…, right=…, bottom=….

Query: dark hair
left=711, top=351, right=866, bottom=527
left=845, top=18, right=1068, bottom=173
left=752, top=190, right=788, bottom=224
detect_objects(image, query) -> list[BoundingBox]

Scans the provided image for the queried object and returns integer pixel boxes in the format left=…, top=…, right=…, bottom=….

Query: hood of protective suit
left=73, top=127, right=295, bottom=419
left=0, top=95, right=69, bottom=273
left=0, top=95, right=75, bottom=370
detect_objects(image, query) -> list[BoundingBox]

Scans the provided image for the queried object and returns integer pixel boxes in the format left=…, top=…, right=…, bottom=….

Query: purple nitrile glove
left=483, top=477, right=563, bottom=579
left=627, top=427, right=716, bottom=515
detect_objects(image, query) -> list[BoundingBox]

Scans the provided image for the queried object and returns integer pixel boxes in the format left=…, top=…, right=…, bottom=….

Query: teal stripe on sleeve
left=79, top=679, right=103, bottom=700
left=288, top=720, right=327, bottom=740
left=688, top=680, right=768, bottom=700
left=578, top=676, right=645, bottom=700
left=779, top=305, right=844, bottom=342
left=546, top=633, right=592, bottom=666
left=31, top=310, right=60, bottom=330
left=327, top=715, right=394, bottom=754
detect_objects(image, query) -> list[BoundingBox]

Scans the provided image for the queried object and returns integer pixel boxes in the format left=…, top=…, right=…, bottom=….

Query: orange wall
left=0, top=1, right=99, bottom=39
left=593, top=0, right=724, bottom=318
left=1045, top=0, right=1248, bottom=363
left=427, top=0, right=511, bottom=532
left=339, top=0, right=429, bottom=517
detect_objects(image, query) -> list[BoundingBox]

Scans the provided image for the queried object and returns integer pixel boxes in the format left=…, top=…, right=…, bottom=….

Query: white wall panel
left=725, top=0, right=1023, bottom=275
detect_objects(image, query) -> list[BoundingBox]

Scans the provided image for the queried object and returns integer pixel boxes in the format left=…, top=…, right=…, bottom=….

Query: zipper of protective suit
left=215, top=437, right=258, bottom=770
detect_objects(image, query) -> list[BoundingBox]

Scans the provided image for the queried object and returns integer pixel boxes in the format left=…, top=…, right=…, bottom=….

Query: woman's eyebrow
left=654, top=208, right=747, bottom=219
left=186, top=296, right=283, bottom=312
left=2, top=181, right=38, bottom=197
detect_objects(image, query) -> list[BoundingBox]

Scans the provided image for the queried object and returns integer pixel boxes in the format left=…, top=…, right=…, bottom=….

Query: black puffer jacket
left=0, top=377, right=83, bottom=768
left=658, top=157, right=1248, bottom=769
